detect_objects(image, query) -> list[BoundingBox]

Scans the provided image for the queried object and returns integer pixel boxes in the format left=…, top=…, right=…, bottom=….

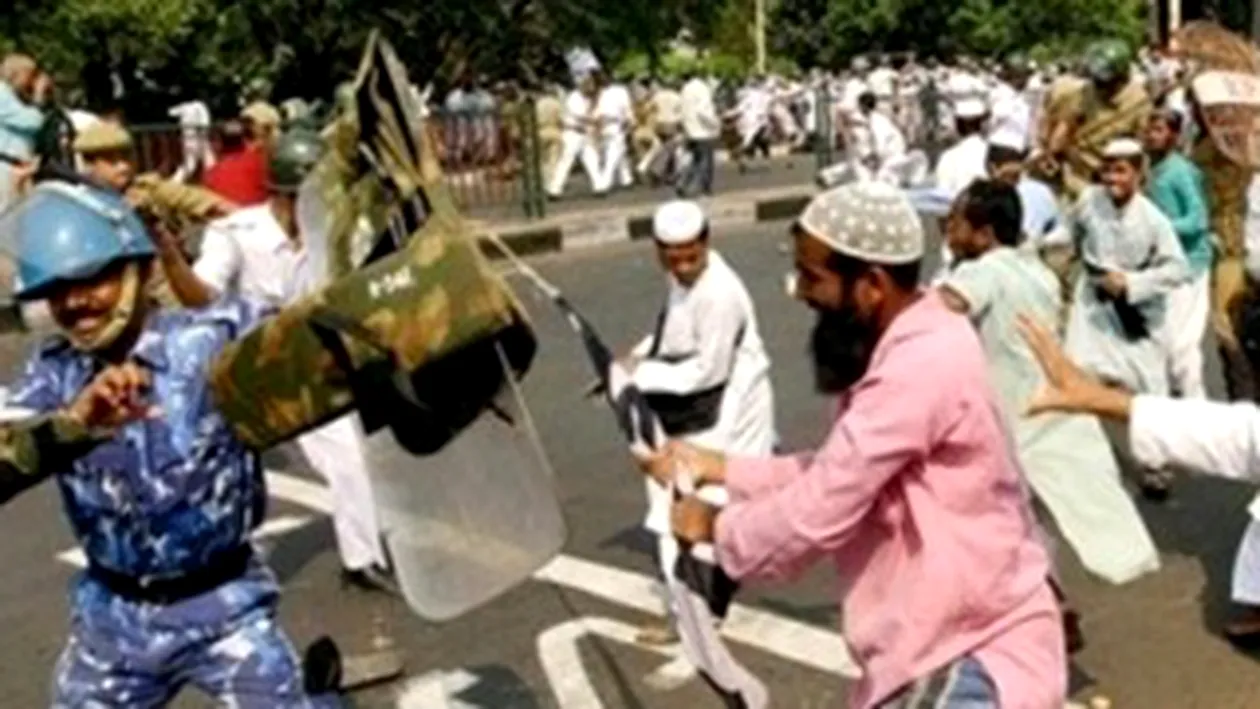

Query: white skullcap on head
left=988, top=127, right=1028, bottom=153
left=652, top=199, right=708, bottom=245
left=798, top=182, right=924, bottom=265
left=1102, top=137, right=1144, bottom=159
left=954, top=98, right=989, bottom=119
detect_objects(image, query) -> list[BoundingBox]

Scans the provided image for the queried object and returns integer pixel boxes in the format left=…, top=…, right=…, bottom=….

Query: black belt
left=87, top=545, right=253, bottom=605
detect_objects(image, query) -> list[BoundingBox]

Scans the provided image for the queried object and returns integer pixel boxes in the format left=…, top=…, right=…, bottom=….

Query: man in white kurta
left=547, top=77, right=601, bottom=199
left=939, top=179, right=1159, bottom=586
left=934, top=98, right=991, bottom=196
left=164, top=133, right=392, bottom=591
left=1061, top=139, right=1190, bottom=398
left=594, top=75, right=634, bottom=193
left=626, top=200, right=776, bottom=643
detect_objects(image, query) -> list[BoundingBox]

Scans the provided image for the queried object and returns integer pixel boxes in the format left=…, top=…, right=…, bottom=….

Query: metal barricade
left=128, top=109, right=547, bottom=219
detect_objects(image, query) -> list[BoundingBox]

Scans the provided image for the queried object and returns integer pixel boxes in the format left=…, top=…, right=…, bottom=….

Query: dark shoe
left=302, top=636, right=343, bottom=695
left=341, top=565, right=400, bottom=596
left=1224, top=604, right=1260, bottom=647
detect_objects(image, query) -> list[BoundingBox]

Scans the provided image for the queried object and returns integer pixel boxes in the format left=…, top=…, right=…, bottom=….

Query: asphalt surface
left=464, top=153, right=817, bottom=223
left=0, top=221, right=1259, bottom=708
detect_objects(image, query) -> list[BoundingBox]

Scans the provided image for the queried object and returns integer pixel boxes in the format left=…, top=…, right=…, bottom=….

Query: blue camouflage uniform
left=6, top=297, right=338, bottom=708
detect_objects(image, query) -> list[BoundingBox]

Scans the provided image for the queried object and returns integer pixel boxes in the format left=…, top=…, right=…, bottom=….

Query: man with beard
left=1061, top=137, right=1189, bottom=499
left=938, top=180, right=1158, bottom=652
left=625, top=199, right=776, bottom=645
left=645, top=181, right=1066, bottom=708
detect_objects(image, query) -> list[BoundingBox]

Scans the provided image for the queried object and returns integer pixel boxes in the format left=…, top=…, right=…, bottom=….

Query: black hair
left=957, top=179, right=1023, bottom=247
left=985, top=143, right=1025, bottom=167
left=1150, top=108, right=1183, bottom=134
left=858, top=92, right=877, bottom=112
left=825, top=247, right=920, bottom=292
left=955, top=116, right=986, bottom=137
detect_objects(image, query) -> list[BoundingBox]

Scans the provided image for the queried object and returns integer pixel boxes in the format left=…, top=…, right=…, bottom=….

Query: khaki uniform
left=1193, top=136, right=1256, bottom=398
left=535, top=95, right=563, bottom=179
left=126, top=175, right=233, bottom=307
left=632, top=95, right=658, bottom=161
left=1036, top=76, right=1151, bottom=198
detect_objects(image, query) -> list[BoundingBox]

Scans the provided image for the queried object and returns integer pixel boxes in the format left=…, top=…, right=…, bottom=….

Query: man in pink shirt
left=649, top=182, right=1066, bottom=708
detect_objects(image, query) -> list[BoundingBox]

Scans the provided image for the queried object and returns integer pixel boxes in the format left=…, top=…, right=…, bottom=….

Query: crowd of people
left=3, top=27, right=1260, bottom=708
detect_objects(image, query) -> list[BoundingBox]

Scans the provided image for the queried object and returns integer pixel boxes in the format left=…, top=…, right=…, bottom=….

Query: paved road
left=0, top=222, right=1259, bottom=708
left=465, top=153, right=817, bottom=224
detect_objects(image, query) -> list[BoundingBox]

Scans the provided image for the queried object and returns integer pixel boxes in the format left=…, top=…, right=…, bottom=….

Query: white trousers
left=1163, top=271, right=1210, bottom=399
left=1234, top=515, right=1260, bottom=605
left=297, top=415, right=387, bottom=571
left=596, top=133, right=632, bottom=193
left=547, top=131, right=601, bottom=196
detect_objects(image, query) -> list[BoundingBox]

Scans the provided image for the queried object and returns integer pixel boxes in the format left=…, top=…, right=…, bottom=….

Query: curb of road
left=476, top=185, right=816, bottom=260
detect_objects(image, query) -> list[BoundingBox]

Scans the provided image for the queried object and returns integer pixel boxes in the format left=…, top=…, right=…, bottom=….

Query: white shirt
left=868, top=67, right=898, bottom=99
left=595, top=84, right=633, bottom=138
left=194, top=203, right=314, bottom=307
left=681, top=78, right=719, bottom=140
left=561, top=90, right=592, bottom=134
left=840, top=77, right=869, bottom=114
left=934, top=134, right=989, bottom=196
left=988, top=82, right=1031, bottom=146
left=631, top=250, right=776, bottom=534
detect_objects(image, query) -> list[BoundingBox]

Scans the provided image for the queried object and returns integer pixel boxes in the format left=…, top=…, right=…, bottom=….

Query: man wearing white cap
left=985, top=128, right=1061, bottom=246
left=933, top=98, right=990, bottom=197
left=1060, top=137, right=1190, bottom=499
left=647, top=182, right=1066, bottom=708
left=624, top=199, right=775, bottom=644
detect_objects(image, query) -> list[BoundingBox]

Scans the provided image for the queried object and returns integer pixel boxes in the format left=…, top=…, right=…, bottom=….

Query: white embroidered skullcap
left=1102, top=137, right=1144, bottom=159
left=797, top=182, right=924, bottom=265
left=954, top=98, right=989, bottom=119
left=652, top=199, right=708, bottom=244
left=988, top=126, right=1028, bottom=153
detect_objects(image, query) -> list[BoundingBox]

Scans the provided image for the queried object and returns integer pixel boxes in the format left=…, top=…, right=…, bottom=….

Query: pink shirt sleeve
left=725, top=453, right=812, bottom=502
left=715, top=342, right=948, bottom=583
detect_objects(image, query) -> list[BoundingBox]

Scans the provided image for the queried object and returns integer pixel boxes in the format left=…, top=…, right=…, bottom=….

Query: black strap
left=87, top=545, right=253, bottom=605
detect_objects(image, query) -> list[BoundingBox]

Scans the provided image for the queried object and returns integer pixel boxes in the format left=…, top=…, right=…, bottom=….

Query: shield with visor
left=207, top=33, right=566, bottom=621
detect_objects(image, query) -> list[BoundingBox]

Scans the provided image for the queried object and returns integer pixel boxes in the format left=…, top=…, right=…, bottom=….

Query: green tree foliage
left=0, top=0, right=1146, bottom=119
left=772, top=0, right=1147, bottom=67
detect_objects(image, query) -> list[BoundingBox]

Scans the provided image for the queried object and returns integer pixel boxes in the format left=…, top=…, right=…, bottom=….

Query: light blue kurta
left=0, top=82, right=43, bottom=212
left=1064, top=186, right=1190, bottom=396
left=945, top=246, right=1160, bottom=584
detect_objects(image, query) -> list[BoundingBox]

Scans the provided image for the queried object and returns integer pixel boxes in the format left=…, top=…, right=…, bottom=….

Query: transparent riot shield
left=364, top=342, right=565, bottom=622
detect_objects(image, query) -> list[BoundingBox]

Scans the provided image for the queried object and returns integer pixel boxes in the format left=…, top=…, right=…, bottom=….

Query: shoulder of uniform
left=34, top=333, right=73, bottom=357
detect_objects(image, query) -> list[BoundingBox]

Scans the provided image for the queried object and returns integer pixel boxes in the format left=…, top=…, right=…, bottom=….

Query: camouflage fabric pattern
left=1036, top=76, right=1152, bottom=197
left=128, top=172, right=232, bottom=237
left=9, top=298, right=272, bottom=576
left=1193, top=135, right=1251, bottom=345
left=209, top=33, right=535, bottom=451
left=53, top=563, right=336, bottom=708
left=209, top=209, right=524, bottom=450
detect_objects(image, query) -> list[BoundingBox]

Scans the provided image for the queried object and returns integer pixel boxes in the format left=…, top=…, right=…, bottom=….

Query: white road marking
left=536, top=616, right=679, bottom=708
left=533, top=554, right=859, bottom=678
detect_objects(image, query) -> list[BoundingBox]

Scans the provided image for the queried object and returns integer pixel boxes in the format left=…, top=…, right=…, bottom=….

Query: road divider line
left=537, top=616, right=675, bottom=708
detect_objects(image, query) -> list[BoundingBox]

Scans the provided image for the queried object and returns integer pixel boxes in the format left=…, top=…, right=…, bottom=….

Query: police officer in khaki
left=73, top=120, right=234, bottom=236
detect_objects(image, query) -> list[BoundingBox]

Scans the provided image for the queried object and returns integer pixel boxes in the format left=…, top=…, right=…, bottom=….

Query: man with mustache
left=0, top=181, right=338, bottom=706
left=644, top=181, right=1065, bottom=708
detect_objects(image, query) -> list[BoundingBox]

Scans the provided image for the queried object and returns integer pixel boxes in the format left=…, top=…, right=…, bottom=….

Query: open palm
left=1016, top=314, right=1097, bottom=416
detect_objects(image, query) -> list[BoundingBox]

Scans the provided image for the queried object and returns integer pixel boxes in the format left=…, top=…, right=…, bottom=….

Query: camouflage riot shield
left=209, top=33, right=567, bottom=620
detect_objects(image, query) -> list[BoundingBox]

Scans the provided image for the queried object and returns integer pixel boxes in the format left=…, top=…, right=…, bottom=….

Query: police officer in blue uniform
left=0, top=180, right=340, bottom=707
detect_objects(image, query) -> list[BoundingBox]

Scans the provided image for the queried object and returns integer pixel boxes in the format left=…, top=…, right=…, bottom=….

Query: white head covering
left=652, top=200, right=707, bottom=244
left=988, top=126, right=1028, bottom=153
left=954, top=98, right=989, bottom=119
left=1102, top=137, right=1144, bottom=159
left=798, top=182, right=924, bottom=265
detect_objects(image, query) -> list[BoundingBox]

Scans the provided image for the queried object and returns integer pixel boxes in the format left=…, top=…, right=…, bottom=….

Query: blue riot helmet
left=3, top=181, right=154, bottom=302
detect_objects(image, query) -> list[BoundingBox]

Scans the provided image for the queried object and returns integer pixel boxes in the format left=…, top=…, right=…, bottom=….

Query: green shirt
left=1146, top=151, right=1212, bottom=275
